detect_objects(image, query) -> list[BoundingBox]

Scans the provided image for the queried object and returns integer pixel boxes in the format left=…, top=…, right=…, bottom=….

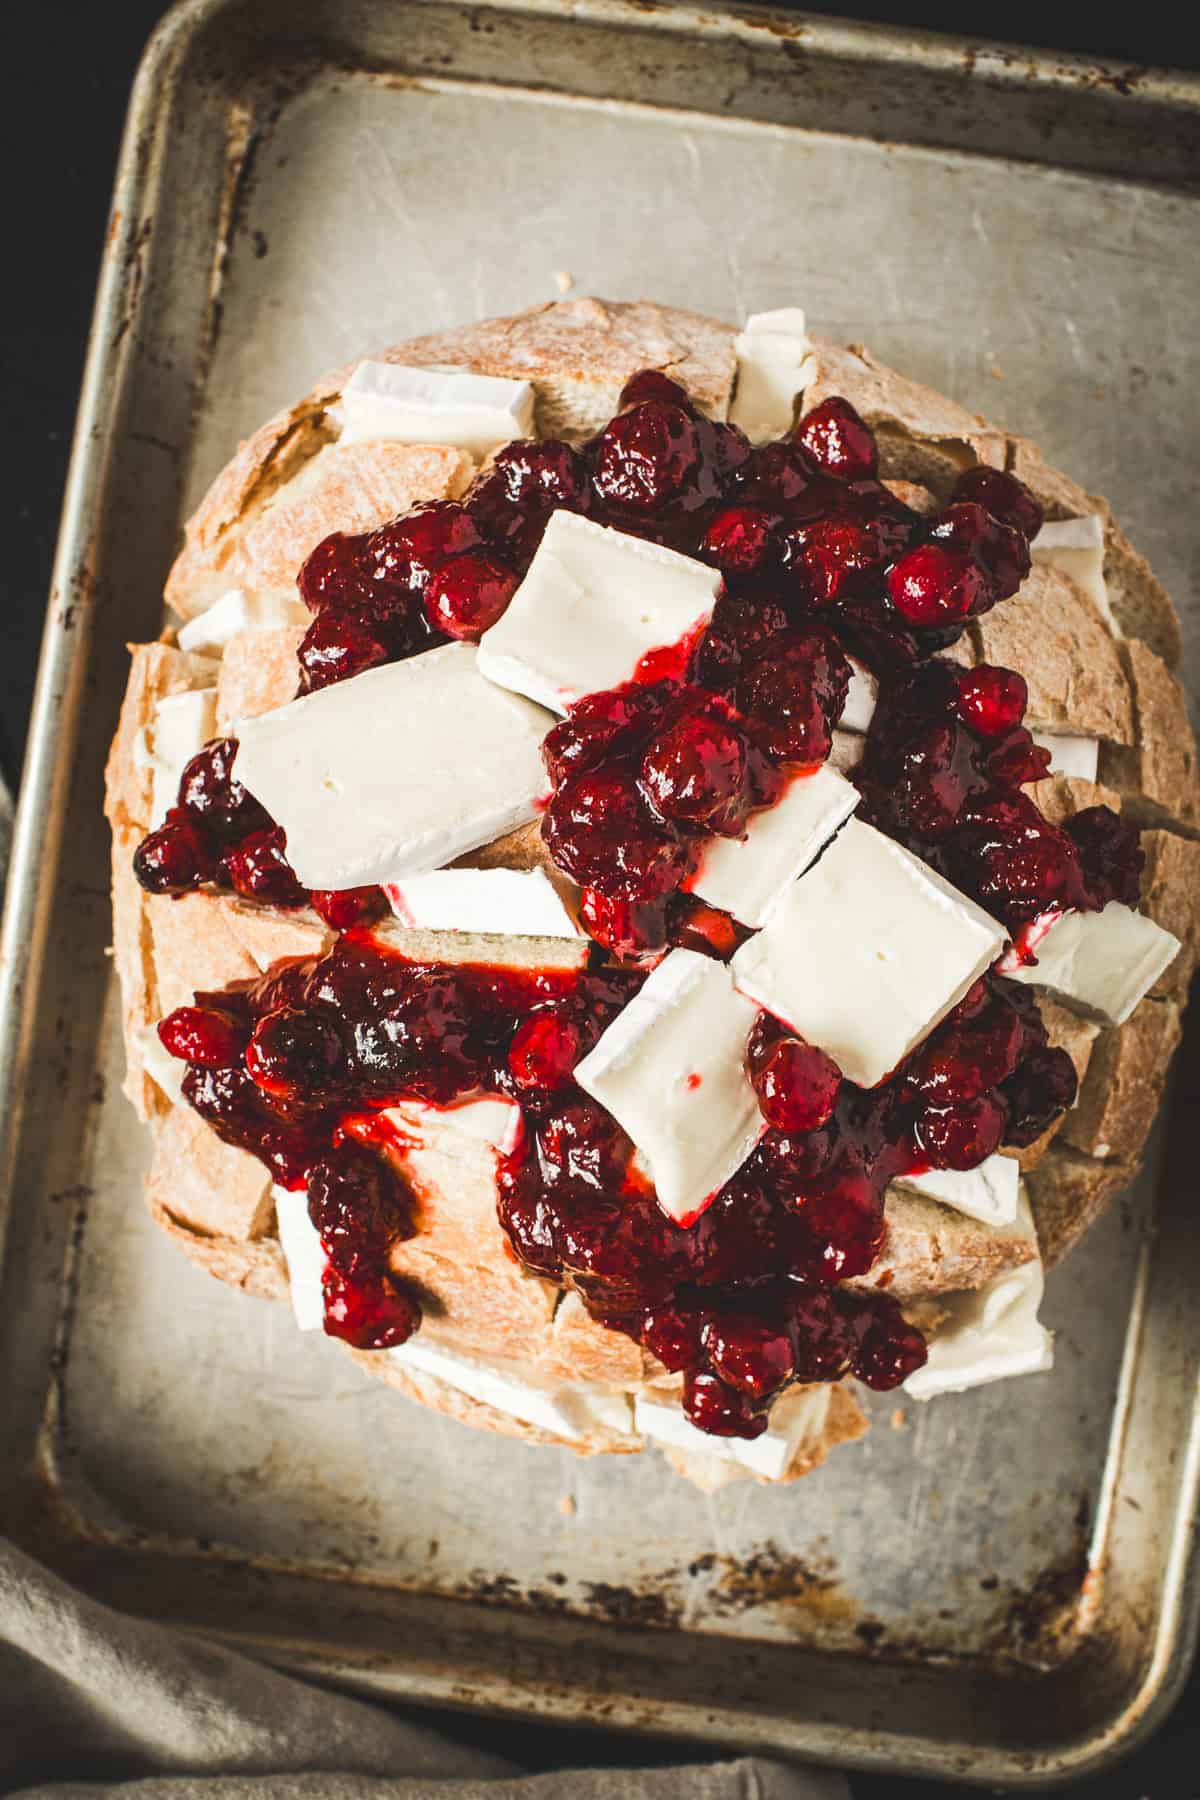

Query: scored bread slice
left=108, top=299, right=1198, bottom=1478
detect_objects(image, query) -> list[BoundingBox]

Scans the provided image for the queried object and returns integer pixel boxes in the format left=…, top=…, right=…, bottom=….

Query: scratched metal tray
left=2, top=0, right=1200, bottom=1786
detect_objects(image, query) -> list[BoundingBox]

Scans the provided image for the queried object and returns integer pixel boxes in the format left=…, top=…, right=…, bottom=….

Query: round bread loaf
left=105, top=300, right=1200, bottom=1485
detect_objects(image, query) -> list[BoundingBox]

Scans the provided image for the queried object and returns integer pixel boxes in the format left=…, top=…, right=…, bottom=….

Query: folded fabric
left=0, top=1539, right=849, bottom=1800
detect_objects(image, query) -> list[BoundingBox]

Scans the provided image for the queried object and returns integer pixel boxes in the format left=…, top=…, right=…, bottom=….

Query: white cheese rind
left=1007, top=901, right=1179, bottom=1025
left=477, top=510, right=720, bottom=714
left=687, top=765, right=860, bottom=928
left=232, top=643, right=552, bottom=890
left=635, top=1384, right=831, bottom=1480
left=385, top=867, right=579, bottom=938
left=339, top=361, right=534, bottom=457
left=142, top=688, right=218, bottom=828
left=139, top=1027, right=185, bottom=1104
left=177, top=587, right=307, bottom=656
left=731, top=819, right=1007, bottom=1088
left=1030, top=730, right=1100, bottom=782
left=574, top=948, right=763, bottom=1224
left=728, top=308, right=818, bottom=444
left=273, top=1187, right=326, bottom=1333
left=1031, top=515, right=1116, bottom=632
left=894, top=1153, right=1020, bottom=1228
left=906, top=1200, right=1052, bottom=1400
left=841, top=658, right=879, bottom=735
left=382, top=1095, right=523, bottom=1155
left=389, top=1339, right=636, bottom=1442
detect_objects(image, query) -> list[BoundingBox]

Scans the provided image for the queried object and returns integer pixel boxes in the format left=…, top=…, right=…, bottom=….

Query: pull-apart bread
left=106, top=300, right=1199, bottom=1489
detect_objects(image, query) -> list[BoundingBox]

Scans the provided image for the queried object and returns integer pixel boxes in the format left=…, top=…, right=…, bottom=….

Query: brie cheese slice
left=635, top=1383, right=831, bottom=1480
left=273, top=1186, right=327, bottom=1333
left=1031, top=515, right=1116, bottom=632
left=1029, top=730, right=1100, bottom=783
left=233, top=643, right=552, bottom=890
left=382, top=1095, right=523, bottom=1156
left=841, top=657, right=879, bottom=735
left=339, top=361, right=534, bottom=458
left=140, top=688, right=218, bottom=828
left=385, top=867, right=579, bottom=938
left=728, top=308, right=818, bottom=444
left=139, top=1027, right=186, bottom=1104
left=906, top=1200, right=1052, bottom=1400
left=893, top=1153, right=1020, bottom=1228
left=574, top=948, right=763, bottom=1224
left=177, top=588, right=307, bottom=656
left=477, top=510, right=720, bottom=714
left=1007, top=901, right=1179, bottom=1025
left=687, top=765, right=859, bottom=928
left=389, top=1339, right=635, bottom=1441
left=732, top=820, right=1006, bottom=1088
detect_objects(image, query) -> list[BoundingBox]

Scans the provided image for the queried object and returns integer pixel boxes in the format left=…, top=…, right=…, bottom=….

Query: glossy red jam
left=135, top=376, right=1136, bottom=1436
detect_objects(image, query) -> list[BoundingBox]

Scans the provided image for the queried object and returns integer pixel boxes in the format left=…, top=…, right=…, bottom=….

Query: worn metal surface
left=1, top=0, right=1199, bottom=1786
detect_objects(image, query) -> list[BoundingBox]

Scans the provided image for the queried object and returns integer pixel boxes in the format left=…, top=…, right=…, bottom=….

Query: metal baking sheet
left=2, top=0, right=1199, bottom=1785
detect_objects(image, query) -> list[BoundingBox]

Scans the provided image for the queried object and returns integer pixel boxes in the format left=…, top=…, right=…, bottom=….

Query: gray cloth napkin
left=0, top=1540, right=850, bottom=1799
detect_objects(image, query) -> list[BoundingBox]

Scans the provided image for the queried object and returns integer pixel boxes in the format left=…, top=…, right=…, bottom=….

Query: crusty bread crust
left=107, top=299, right=1198, bottom=1476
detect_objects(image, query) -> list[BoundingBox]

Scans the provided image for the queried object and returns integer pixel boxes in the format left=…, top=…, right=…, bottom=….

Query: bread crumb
left=558, top=1492, right=577, bottom=1517
left=989, top=364, right=1005, bottom=382
left=553, top=270, right=575, bottom=294
left=890, top=1408, right=906, bottom=1430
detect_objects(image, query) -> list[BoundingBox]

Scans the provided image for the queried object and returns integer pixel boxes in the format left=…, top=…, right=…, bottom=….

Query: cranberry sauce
left=157, top=921, right=1076, bottom=1433
left=158, top=939, right=640, bottom=1351
left=134, top=736, right=387, bottom=929
left=136, top=376, right=1125, bottom=1437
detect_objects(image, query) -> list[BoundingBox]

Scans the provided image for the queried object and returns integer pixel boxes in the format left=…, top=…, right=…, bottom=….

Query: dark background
left=3, top=2, right=1199, bottom=1794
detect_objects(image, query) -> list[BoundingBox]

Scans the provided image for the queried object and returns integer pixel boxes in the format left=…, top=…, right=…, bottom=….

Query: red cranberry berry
left=310, top=886, right=388, bottom=931
left=682, top=1369, right=767, bottom=1439
left=578, top=888, right=670, bottom=959
left=177, top=739, right=270, bottom=844
left=486, top=438, right=592, bottom=510
left=795, top=397, right=878, bottom=481
left=307, top=1143, right=414, bottom=1278
left=794, top=1178, right=885, bottom=1282
left=917, top=1094, right=1007, bottom=1170
left=700, top=505, right=778, bottom=577
left=929, top=502, right=1030, bottom=603
left=592, top=401, right=700, bottom=511
left=424, top=551, right=518, bottom=641
left=542, top=685, right=661, bottom=785
left=785, top=516, right=886, bottom=605
left=246, top=1006, right=344, bottom=1099
left=158, top=1004, right=248, bottom=1067
left=298, top=610, right=391, bottom=693
left=133, top=810, right=216, bottom=894
left=1001, top=1044, right=1078, bottom=1147
left=508, top=1010, right=583, bottom=1090
left=747, top=1021, right=841, bottom=1133
left=952, top=466, right=1044, bottom=539
left=322, top=1267, right=420, bottom=1349
left=640, top=709, right=749, bottom=831
left=543, top=770, right=686, bottom=898
left=619, top=368, right=692, bottom=411
left=1067, top=806, right=1144, bottom=908
left=852, top=1304, right=928, bottom=1390
left=369, top=501, right=482, bottom=592
left=957, top=665, right=1028, bottom=737
left=641, top=1304, right=703, bottom=1372
left=220, top=828, right=306, bottom=907
left=297, top=531, right=372, bottom=614
left=736, top=629, right=851, bottom=765
left=887, top=543, right=991, bottom=626
left=701, top=1312, right=796, bottom=1399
